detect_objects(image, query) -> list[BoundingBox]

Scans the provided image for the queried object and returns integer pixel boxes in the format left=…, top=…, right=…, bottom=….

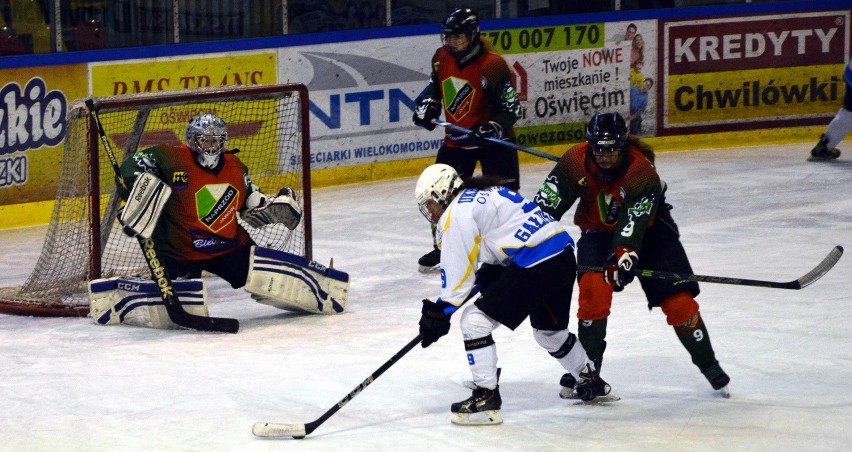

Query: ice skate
left=701, top=362, right=731, bottom=398
left=558, top=372, right=579, bottom=399
left=808, top=135, right=841, bottom=161
left=418, top=247, right=441, bottom=273
left=450, top=386, right=503, bottom=425
left=573, top=364, right=620, bottom=404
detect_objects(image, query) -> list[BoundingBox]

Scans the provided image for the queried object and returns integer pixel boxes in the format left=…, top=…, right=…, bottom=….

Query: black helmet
left=586, top=112, right=628, bottom=154
left=585, top=112, right=629, bottom=182
left=442, top=8, right=480, bottom=59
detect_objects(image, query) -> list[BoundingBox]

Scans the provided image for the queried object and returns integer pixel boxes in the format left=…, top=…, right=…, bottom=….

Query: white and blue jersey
left=436, top=186, right=575, bottom=307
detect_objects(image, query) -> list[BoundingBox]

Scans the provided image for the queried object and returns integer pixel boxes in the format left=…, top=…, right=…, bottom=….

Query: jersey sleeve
left=117, top=146, right=166, bottom=200
left=416, top=50, right=443, bottom=103
left=533, top=150, right=582, bottom=220
left=437, top=205, right=481, bottom=307
left=483, top=54, right=520, bottom=131
left=612, top=158, right=662, bottom=252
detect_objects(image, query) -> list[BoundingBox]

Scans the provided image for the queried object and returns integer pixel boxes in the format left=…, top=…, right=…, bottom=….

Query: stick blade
left=252, top=422, right=307, bottom=438
left=796, top=245, right=843, bottom=289
left=167, top=306, right=240, bottom=333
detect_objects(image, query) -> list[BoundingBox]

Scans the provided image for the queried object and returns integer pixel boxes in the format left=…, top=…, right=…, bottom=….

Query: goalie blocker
left=118, top=172, right=172, bottom=239
left=245, top=246, right=349, bottom=315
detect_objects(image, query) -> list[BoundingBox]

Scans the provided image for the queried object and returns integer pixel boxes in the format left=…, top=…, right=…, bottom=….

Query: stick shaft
left=252, top=335, right=422, bottom=438
left=252, top=286, right=483, bottom=438
left=577, top=245, right=842, bottom=290
left=433, top=120, right=559, bottom=162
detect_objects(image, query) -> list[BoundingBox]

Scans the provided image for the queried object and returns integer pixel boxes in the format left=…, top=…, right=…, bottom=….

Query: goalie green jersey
left=118, top=144, right=254, bottom=262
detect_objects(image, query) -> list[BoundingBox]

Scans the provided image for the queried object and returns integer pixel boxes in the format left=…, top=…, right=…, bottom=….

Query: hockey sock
left=824, top=107, right=852, bottom=149
left=672, top=311, right=718, bottom=370
left=578, top=318, right=608, bottom=369
left=464, top=335, right=499, bottom=390
left=534, top=329, right=588, bottom=377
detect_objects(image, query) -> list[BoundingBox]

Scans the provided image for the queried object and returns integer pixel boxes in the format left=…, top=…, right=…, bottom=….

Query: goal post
left=0, top=83, right=312, bottom=317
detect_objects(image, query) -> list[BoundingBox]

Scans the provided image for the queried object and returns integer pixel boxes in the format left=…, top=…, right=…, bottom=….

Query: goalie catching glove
left=603, top=246, right=639, bottom=291
left=241, top=187, right=302, bottom=230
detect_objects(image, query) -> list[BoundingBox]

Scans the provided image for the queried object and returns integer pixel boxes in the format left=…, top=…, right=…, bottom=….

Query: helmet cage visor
left=415, top=169, right=460, bottom=222
left=193, top=133, right=226, bottom=157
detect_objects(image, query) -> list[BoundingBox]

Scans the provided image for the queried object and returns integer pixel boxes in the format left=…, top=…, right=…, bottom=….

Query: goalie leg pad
left=119, top=172, right=172, bottom=239
left=88, top=277, right=208, bottom=329
left=245, top=246, right=349, bottom=315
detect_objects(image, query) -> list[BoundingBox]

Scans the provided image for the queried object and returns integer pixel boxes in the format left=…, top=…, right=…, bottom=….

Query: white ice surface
left=0, top=143, right=850, bottom=451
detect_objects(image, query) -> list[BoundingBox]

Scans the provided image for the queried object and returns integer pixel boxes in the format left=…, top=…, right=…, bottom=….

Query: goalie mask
left=585, top=112, right=629, bottom=183
left=185, top=113, right=228, bottom=169
left=415, top=164, right=463, bottom=222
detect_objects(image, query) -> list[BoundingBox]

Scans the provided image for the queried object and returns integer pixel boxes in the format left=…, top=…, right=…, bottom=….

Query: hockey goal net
left=0, top=84, right=311, bottom=317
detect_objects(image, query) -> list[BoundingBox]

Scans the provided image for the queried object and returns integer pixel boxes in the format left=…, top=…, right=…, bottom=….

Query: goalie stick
left=252, top=286, right=482, bottom=439
left=433, top=120, right=559, bottom=162
left=85, top=99, right=239, bottom=334
left=578, top=245, right=843, bottom=290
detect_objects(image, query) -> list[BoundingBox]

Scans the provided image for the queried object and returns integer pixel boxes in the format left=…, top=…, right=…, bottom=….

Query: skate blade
left=807, top=154, right=840, bottom=162
left=418, top=265, right=440, bottom=273
left=451, top=410, right=503, bottom=425
left=716, top=385, right=731, bottom=398
left=573, top=393, right=621, bottom=405
left=559, top=387, right=578, bottom=399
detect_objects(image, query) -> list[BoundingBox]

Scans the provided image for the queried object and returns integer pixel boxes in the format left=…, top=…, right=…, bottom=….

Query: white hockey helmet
left=185, top=113, right=228, bottom=169
left=415, top=164, right=463, bottom=221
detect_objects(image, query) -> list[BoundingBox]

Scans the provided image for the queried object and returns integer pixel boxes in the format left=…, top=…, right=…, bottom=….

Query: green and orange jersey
left=533, top=143, right=662, bottom=252
left=422, top=42, right=521, bottom=148
left=118, top=144, right=255, bottom=262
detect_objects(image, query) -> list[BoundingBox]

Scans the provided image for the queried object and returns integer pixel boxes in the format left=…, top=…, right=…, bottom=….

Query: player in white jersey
left=414, top=164, right=615, bottom=425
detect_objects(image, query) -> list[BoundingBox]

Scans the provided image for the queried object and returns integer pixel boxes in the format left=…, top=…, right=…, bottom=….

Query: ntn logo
left=310, top=88, right=416, bottom=129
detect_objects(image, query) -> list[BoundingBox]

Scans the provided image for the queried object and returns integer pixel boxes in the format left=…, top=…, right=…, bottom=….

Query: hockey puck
left=293, top=435, right=306, bottom=439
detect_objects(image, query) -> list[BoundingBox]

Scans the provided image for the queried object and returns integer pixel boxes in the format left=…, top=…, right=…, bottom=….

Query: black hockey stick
left=85, top=99, right=239, bottom=333
left=578, top=245, right=843, bottom=290
left=433, top=120, right=559, bottom=162
left=253, top=333, right=422, bottom=439
left=253, top=287, right=482, bottom=439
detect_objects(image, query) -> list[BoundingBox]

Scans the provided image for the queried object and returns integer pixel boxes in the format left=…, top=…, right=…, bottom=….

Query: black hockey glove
left=472, top=121, right=504, bottom=144
left=419, top=299, right=455, bottom=348
left=603, top=246, right=638, bottom=292
left=412, top=97, right=441, bottom=131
